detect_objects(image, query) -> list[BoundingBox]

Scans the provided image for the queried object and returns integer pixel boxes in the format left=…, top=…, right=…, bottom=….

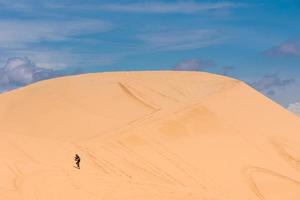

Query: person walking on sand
left=74, top=154, right=81, bottom=169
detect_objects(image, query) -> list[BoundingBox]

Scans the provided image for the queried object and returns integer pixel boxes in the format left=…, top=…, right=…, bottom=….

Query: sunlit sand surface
left=0, top=71, right=300, bottom=200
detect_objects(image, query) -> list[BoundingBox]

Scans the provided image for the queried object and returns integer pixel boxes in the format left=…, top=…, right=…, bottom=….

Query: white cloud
left=288, top=102, right=300, bottom=116
left=174, top=58, right=214, bottom=71
left=173, top=58, right=234, bottom=76
left=138, top=29, right=224, bottom=51
left=2, top=57, right=35, bottom=85
left=0, top=0, right=32, bottom=12
left=250, top=74, right=295, bottom=96
left=0, top=19, right=117, bottom=70
left=263, top=39, right=300, bottom=57
left=220, top=66, right=234, bottom=75
left=0, top=55, right=125, bottom=92
left=248, top=75, right=300, bottom=107
left=97, top=2, right=245, bottom=14
left=0, top=57, right=74, bottom=92
left=0, top=19, right=113, bottom=49
left=0, top=57, right=46, bottom=90
left=0, top=48, right=122, bottom=71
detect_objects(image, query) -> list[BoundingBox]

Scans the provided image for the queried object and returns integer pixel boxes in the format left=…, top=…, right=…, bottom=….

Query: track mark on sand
left=100, top=143, right=179, bottom=185
left=118, top=82, right=160, bottom=110
left=145, top=138, right=202, bottom=186
left=76, top=145, right=132, bottom=179
left=134, top=81, right=181, bottom=103
left=6, top=163, right=23, bottom=194
left=271, top=140, right=300, bottom=173
left=245, top=166, right=300, bottom=200
left=115, top=140, right=187, bottom=187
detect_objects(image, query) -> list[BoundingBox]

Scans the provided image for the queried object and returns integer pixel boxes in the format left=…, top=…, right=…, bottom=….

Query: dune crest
left=0, top=71, right=300, bottom=200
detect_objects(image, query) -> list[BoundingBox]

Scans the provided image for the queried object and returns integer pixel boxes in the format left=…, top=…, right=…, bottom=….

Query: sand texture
left=0, top=71, right=300, bottom=200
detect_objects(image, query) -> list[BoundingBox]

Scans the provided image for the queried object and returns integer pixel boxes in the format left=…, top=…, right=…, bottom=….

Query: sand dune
left=0, top=71, right=300, bottom=200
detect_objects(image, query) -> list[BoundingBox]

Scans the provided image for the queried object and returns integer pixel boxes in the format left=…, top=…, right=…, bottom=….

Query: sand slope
left=0, top=71, right=300, bottom=200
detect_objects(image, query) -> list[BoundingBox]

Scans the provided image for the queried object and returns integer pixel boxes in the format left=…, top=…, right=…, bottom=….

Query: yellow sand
left=0, top=71, right=300, bottom=200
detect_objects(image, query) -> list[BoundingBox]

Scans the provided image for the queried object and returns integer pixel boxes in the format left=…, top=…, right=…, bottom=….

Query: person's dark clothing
left=75, top=154, right=81, bottom=169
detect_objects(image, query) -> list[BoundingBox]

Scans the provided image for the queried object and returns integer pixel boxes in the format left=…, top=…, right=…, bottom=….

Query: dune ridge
left=0, top=71, right=300, bottom=200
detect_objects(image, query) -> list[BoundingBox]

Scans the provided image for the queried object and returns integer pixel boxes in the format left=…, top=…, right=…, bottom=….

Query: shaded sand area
left=0, top=71, right=300, bottom=200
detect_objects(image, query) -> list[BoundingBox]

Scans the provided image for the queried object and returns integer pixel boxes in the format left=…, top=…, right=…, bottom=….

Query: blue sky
left=0, top=0, right=299, bottom=113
